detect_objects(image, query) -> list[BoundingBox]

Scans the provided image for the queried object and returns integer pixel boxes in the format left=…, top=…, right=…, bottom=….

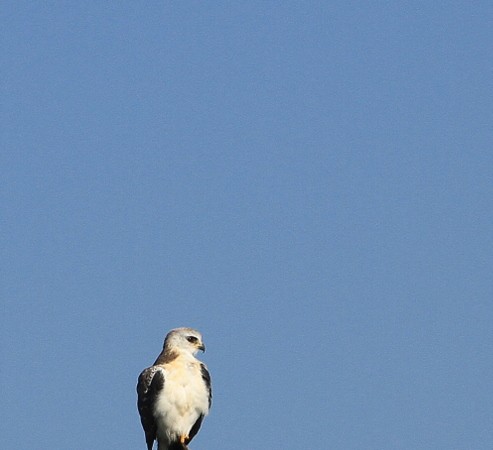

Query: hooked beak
left=198, top=342, right=206, bottom=352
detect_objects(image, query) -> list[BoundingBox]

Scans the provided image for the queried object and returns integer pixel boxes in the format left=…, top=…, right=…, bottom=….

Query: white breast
left=153, top=358, right=209, bottom=443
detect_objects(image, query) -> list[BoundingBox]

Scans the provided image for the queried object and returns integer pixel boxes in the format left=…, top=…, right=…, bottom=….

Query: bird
left=137, top=327, right=212, bottom=450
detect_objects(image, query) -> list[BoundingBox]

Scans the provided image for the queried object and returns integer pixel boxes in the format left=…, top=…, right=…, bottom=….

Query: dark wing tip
left=188, top=414, right=204, bottom=444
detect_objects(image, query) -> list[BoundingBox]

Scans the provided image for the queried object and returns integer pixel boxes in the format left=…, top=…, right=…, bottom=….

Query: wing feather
left=200, top=363, right=212, bottom=409
left=137, top=366, right=165, bottom=450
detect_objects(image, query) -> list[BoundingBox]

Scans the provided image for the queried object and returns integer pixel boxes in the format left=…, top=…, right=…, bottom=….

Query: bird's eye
left=187, top=336, right=198, bottom=343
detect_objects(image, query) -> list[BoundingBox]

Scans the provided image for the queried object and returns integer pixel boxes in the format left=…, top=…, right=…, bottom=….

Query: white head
left=163, top=327, right=205, bottom=355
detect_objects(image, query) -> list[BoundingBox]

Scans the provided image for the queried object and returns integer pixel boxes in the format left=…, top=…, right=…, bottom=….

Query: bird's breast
left=153, top=361, right=209, bottom=433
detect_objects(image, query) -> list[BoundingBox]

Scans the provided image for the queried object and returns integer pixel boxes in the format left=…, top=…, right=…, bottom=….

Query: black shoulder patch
left=137, top=367, right=165, bottom=450
left=150, top=369, right=165, bottom=392
left=200, top=363, right=212, bottom=408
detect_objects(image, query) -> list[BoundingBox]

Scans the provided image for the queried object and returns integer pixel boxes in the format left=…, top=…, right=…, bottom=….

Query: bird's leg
left=179, top=435, right=190, bottom=446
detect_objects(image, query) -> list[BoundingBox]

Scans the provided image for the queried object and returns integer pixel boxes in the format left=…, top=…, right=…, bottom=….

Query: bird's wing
left=200, top=363, right=212, bottom=409
left=137, top=366, right=165, bottom=450
left=187, top=363, right=212, bottom=444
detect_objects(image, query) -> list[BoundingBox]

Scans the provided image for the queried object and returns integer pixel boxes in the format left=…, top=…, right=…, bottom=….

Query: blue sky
left=2, top=2, right=492, bottom=449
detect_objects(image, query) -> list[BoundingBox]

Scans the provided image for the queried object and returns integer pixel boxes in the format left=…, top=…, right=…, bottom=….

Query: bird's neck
left=153, top=348, right=197, bottom=365
left=153, top=348, right=179, bottom=365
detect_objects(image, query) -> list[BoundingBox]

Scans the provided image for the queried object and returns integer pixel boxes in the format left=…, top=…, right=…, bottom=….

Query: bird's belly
left=153, top=370, right=209, bottom=440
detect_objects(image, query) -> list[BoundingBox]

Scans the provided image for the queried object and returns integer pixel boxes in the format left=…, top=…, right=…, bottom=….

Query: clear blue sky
left=2, top=2, right=492, bottom=449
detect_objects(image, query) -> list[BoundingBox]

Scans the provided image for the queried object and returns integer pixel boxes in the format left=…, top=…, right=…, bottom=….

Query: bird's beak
left=198, top=342, right=206, bottom=352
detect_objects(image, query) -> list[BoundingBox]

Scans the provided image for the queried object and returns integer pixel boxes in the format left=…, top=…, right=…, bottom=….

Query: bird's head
left=163, top=327, right=206, bottom=355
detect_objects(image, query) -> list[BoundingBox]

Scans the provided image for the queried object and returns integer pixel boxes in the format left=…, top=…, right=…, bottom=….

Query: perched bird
left=137, top=328, right=212, bottom=450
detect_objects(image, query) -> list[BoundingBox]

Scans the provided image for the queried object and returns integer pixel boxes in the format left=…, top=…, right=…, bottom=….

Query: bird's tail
left=168, top=443, right=188, bottom=450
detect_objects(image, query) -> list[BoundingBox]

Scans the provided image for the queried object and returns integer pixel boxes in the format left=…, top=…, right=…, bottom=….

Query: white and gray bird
left=137, top=328, right=212, bottom=450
